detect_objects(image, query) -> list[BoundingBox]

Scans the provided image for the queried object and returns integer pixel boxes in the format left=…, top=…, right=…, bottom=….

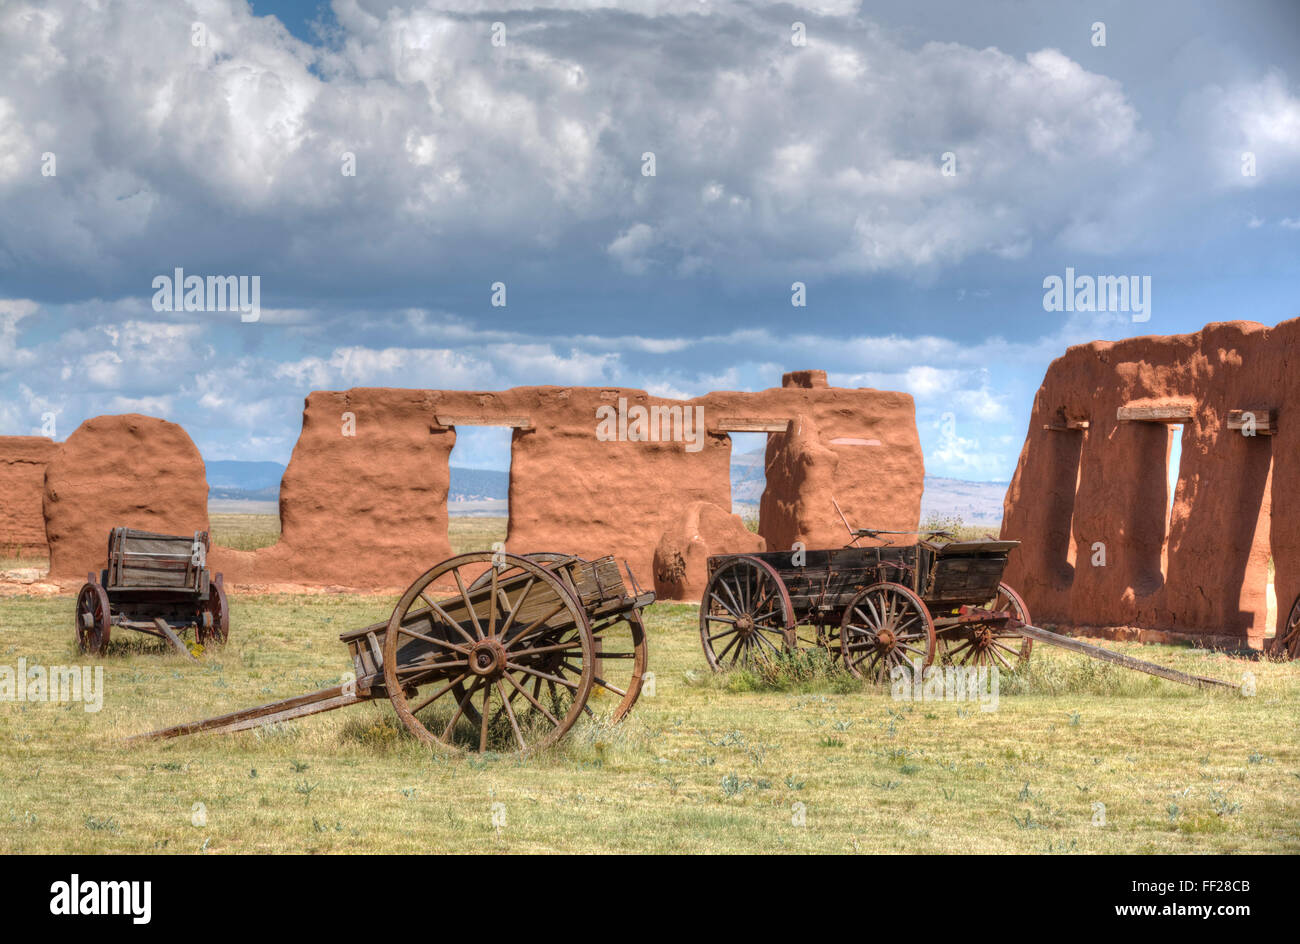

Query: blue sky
left=1, top=0, right=1298, bottom=476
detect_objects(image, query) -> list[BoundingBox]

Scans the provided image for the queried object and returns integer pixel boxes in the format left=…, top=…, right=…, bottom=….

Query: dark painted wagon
left=135, top=551, right=653, bottom=754
left=699, top=531, right=1032, bottom=681
left=75, top=528, right=229, bottom=657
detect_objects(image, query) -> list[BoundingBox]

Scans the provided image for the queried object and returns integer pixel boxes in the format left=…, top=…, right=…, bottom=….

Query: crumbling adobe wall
left=761, top=372, right=923, bottom=555
left=212, top=389, right=454, bottom=588
left=44, top=415, right=210, bottom=580
left=1002, top=319, right=1288, bottom=648
left=0, top=437, right=57, bottom=555
left=652, top=501, right=766, bottom=600
left=501, top=374, right=923, bottom=590
left=13, top=370, right=923, bottom=596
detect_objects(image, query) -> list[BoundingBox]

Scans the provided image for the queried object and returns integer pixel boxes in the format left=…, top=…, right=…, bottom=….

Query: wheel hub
left=876, top=627, right=895, bottom=649
left=736, top=614, right=754, bottom=635
left=468, top=639, right=508, bottom=677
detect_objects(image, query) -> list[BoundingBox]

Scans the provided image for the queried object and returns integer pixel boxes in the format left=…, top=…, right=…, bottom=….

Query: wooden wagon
left=76, top=528, right=229, bottom=657
left=699, top=533, right=1031, bottom=681
left=134, top=551, right=653, bottom=754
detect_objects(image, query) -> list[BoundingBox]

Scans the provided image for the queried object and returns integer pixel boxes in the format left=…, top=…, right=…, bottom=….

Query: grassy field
left=0, top=588, right=1297, bottom=853
left=2, top=514, right=1296, bottom=853
left=205, top=513, right=507, bottom=556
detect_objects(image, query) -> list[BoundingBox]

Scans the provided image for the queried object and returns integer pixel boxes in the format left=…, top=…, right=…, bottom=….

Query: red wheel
left=699, top=556, right=795, bottom=670
left=75, top=582, right=112, bottom=655
left=197, top=579, right=230, bottom=646
left=840, top=582, right=935, bottom=682
left=940, top=582, right=1033, bottom=670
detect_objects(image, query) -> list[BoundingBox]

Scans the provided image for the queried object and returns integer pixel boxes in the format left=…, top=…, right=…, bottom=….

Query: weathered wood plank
left=435, top=414, right=532, bottom=428
left=153, top=618, right=198, bottom=662
left=998, top=617, right=1236, bottom=690
left=713, top=418, right=790, bottom=432
left=128, top=684, right=358, bottom=741
left=1226, top=409, right=1277, bottom=435
left=1116, top=404, right=1194, bottom=423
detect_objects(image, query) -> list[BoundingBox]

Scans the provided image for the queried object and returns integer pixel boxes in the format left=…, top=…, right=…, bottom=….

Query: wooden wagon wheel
left=940, top=582, right=1033, bottom=670
left=699, top=556, right=795, bottom=670
left=197, top=579, right=230, bottom=647
left=840, top=582, right=935, bottom=682
left=463, top=553, right=648, bottom=724
left=75, top=581, right=112, bottom=655
left=587, top=607, right=649, bottom=722
left=382, top=553, right=595, bottom=754
left=1272, top=594, right=1300, bottom=660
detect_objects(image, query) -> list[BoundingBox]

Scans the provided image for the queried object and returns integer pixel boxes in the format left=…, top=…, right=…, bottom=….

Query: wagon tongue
left=956, top=608, right=1235, bottom=691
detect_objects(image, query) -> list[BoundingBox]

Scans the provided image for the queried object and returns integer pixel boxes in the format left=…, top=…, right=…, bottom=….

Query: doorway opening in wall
left=1063, top=438, right=1084, bottom=576
left=447, top=426, right=512, bottom=554
left=1160, top=425, right=1184, bottom=581
left=729, top=432, right=767, bottom=534
left=203, top=453, right=285, bottom=553
left=1259, top=456, right=1276, bottom=641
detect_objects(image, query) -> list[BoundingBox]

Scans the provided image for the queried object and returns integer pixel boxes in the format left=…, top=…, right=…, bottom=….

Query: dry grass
left=0, top=591, right=1296, bottom=853
left=209, top=514, right=282, bottom=551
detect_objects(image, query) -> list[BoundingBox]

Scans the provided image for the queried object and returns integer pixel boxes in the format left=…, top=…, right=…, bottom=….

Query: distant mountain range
left=204, top=457, right=1009, bottom=524
left=206, top=460, right=285, bottom=501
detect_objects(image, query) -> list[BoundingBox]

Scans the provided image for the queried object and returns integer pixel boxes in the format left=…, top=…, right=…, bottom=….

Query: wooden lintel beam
left=434, top=415, right=533, bottom=429
left=1226, top=409, right=1277, bottom=436
left=1116, top=405, right=1194, bottom=423
left=714, top=418, right=791, bottom=433
left=1042, top=419, right=1090, bottom=432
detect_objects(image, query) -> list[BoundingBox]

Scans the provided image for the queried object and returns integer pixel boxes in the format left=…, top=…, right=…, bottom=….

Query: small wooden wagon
left=76, top=528, right=229, bottom=657
left=135, top=551, right=653, bottom=754
left=699, top=533, right=1031, bottom=681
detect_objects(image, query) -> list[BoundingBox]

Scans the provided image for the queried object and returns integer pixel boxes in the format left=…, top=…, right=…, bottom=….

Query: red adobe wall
left=218, top=374, right=923, bottom=592
left=10, top=371, right=924, bottom=596
left=0, top=436, right=57, bottom=556
left=1001, top=319, right=1288, bottom=648
left=44, top=415, right=210, bottom=580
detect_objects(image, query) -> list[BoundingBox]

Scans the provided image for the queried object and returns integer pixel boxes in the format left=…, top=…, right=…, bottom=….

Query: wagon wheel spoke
left=717, top=632, right=743, bottom=663
left=719, top=579, right=744, bottom=616
left=507, top=661, right=581, bottom=690
left=504, top=600, right=569, bottom=649
left=407, top=673, right=470, bottom=716
left=503, top=669, right=562, bottom=728
left=440, top=678, right=485, bottom=743
left=495, top=680, right=527, bottom=751
left=498, top=576, right=534, bottom=639
left=475, top=683, right=490, bottom=751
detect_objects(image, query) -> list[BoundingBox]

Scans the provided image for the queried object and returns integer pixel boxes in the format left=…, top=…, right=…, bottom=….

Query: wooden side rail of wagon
left=131, top=552, right=653, bottom=754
